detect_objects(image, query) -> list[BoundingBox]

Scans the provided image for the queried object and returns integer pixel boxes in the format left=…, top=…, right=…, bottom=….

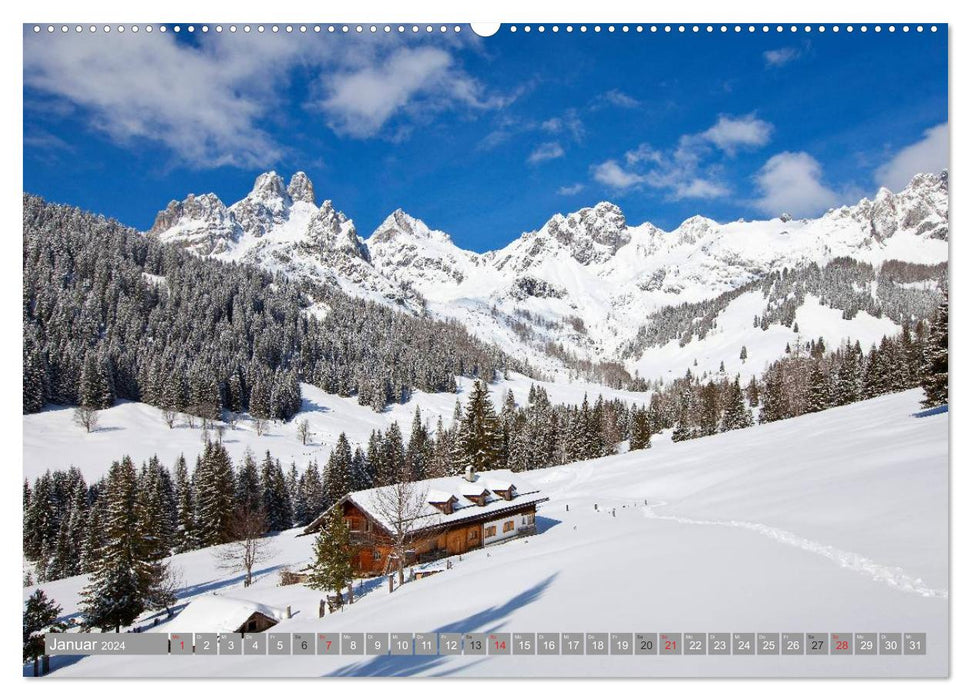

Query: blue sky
left=23, top=24, right=948, bottom=252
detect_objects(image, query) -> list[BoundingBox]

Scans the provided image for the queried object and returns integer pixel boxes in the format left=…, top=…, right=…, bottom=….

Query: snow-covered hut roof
left=168, top=595, right=285, bottom=633
left=304, top=469, right=546, bottom=535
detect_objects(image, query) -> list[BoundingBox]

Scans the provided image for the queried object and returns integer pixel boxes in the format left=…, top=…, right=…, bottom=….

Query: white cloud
left=764, top=47, right=801, bottom=67
left=320, top=46, right=506, bottom=138
left=557, top=183, right=585, bottom=196
left=590, top=113, right=773, bottom=200
left=674, top=179, right=730, bottom=199
left=527, top=142, right=565, bottom=165
left=874, top=123, right=949, bottom=190
left=591, top=160, right=646, bottom=190
left=625, top=143, right=663, bottom=166
left=22, top=31, right=296, bottom=167
left=702, top=114, right=773, bottom=154
left=599, top=89, right=640, bottom=109
left=540, top=110, right=585, bottom=141
left=754, top=151, right=840, bottom=217
left=23, top=31, right=509, bottom=164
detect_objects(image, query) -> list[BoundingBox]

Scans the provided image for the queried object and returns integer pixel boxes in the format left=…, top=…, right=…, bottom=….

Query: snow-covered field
left=23, top=373, right=650, bottom=482
left=27, top=389, right=948, bottom=678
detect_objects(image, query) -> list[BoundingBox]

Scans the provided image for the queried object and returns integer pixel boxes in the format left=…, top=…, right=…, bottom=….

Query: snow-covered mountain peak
left=287, top=171, right=316, bottom=206
left=248, top=171, right=290, bottom=204
left=837, top=169, right=948, bottom=242
left=303, top=200, right=368, bottom=261
left=671, top=214, right=719, bottom=246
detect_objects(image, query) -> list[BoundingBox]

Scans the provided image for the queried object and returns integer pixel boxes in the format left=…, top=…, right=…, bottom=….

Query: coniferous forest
left=23, top=195, right=517, bottom=418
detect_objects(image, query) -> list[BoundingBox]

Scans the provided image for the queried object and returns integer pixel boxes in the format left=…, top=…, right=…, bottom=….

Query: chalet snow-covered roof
left=168, top=595, right=285, bottom=633
left=482, top=477, right=516, bottom=493
left=426, top=489, right=457, bottom=504
left=304, top=469, right=546, bottom=535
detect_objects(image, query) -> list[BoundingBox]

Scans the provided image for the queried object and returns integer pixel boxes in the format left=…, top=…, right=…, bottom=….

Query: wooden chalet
left=303, top=468, right=548, bottom=576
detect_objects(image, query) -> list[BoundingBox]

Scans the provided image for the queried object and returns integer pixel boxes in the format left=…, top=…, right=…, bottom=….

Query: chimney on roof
left=464, top=465, right=475, bottom=482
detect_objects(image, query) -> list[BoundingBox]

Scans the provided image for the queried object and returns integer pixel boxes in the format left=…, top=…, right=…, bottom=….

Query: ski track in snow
left=640, top=501, right=948, bottom=599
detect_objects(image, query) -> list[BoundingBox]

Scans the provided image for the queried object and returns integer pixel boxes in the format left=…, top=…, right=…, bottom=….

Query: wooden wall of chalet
left=342, top=500, right=539, bottom=576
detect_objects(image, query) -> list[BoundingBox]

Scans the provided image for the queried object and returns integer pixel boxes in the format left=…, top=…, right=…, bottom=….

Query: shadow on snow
left=326, top=573, right=558, bottom=678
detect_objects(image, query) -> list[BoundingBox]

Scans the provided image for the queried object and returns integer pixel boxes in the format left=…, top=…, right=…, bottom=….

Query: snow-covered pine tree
left=629, top=406, right=652, bottom=450
left=325, top=434, right=353, bottom=506
left=456, top=380, right=504, bottom=472
left=173, top=455, right=198, bottom=553
left=721, top=378, right=753, bottom=431
left=80, top=457, right=158, bottom=631
left=23, top=589, right=63, bottom=663
left=306, top=507, right=354, bottom=602
left=299, top=460, right=326, bottom=525
left=698, top=382, right=721, bottom=436
left=805, top=363, right=832, bottom=413
left=195, top=441, right=236, bottom=546
left=286, top=463, right=306, bottom=526
left=80, top=499, right=104, bottom=574
left=920, top=289, right=948, bottom=408
left=406, top=407, right=431, bottom=481
left=351, top=446, right=370, bottom=491
left=234, top=450, right=262, bottom=514
left=138, top=456, right=177, bottom=559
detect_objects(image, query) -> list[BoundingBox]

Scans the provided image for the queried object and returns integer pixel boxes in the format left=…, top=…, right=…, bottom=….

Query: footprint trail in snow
left=640, top=501, right=948, bottom=599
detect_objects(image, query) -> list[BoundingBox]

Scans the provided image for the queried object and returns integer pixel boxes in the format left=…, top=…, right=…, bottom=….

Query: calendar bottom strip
left=46, top=632, right=927, bottom=656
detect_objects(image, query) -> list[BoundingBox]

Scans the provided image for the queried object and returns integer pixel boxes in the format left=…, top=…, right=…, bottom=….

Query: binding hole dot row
left=29, top=24, right=939, bottom=35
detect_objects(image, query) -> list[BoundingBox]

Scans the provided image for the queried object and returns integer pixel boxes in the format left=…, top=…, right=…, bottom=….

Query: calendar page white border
left=4, top=1, right=962, bottom=698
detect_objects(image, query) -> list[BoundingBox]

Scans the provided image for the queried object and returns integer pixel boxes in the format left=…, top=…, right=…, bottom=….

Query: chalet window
left=484, top=526, right=497, bottom=538
left=503, top=520, right=515, bottom=533
left=373, top=549, right=381, bottom=561
left=468, top=528, right=479, bottom=542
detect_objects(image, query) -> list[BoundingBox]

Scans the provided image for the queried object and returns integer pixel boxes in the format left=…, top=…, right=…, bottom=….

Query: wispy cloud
left=527, top=141, right=565, bottom=165
left=592, top=160, right=647, bottom=190
left=754, top=151, right=840, bottom=217
left=763, top=47, right=801, bottom=68
left=592, top=113, right=772, bottom=199
left=596, top=89, right=640, bottom=109
left=557, top=183, right=585, bottom=196
left=540, top=109, right=585, bottom=141
left=874, top=123, right=949, bottom=190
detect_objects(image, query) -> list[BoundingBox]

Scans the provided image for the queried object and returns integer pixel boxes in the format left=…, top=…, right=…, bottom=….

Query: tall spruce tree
left=326, top=434, right=353, bottom=506
left=80, top=457, right=167, bottom=631
left=195, top=441, right=236, bottom=546
left=920, top=290, right=948, bottom=407
left=721, top=378, right=753, bottom=431
left=629, top=406, right=653, bottom=450
left=456, top=380, right=503, bottom=472
left=173, top=455, right=198, bottom=553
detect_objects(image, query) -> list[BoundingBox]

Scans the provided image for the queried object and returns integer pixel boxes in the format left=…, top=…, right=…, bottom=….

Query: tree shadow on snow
left=300, top=397, right=331, bottom=414
left=175, top=566, right=281, bottom=599
left=326, top=573, right=558, bottom=677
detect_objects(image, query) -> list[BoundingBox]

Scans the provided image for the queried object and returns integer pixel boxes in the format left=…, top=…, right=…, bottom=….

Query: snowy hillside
left=23, top=373, right=649, bottom=482
left=150, top=171, right=948, bottom=382
left=29, top=389, right=948, bottom=678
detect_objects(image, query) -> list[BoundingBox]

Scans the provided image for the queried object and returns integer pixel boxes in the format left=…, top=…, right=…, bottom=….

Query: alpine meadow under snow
left=26, top=390, right=948, bottom=677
